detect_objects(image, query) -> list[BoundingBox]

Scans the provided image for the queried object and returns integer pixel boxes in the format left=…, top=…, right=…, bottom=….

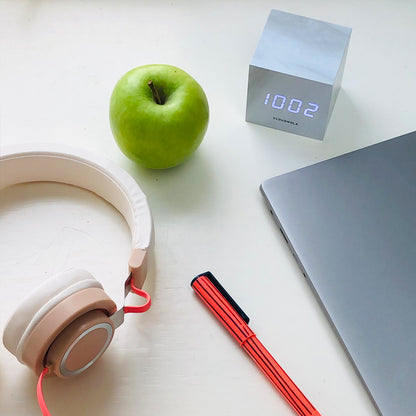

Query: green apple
left=109, top=64, right=209, bottom=169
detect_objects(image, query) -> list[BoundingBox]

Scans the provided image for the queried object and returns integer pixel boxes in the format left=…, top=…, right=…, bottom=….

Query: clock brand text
left=273, top=117, right=298, bottom=126
left=264, top=93, right=319, bottom=118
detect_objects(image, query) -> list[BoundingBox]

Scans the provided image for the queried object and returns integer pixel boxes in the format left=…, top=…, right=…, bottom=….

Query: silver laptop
left=261, top=131, right=416, bottom=416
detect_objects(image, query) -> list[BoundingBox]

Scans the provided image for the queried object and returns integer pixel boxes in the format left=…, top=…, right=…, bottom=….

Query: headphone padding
left=21, top=287, right=116, bottom=375
left=3, top=269, right=102, bottom=360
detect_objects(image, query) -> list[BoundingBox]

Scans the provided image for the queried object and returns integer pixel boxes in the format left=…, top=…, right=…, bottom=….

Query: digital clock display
left=246, top=72, right=330, bottom=139
left=264, top=93, right=319, bottom=118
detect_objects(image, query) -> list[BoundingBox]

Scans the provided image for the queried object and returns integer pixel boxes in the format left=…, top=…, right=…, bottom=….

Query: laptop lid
left=260, top=131, right=416, bottom=416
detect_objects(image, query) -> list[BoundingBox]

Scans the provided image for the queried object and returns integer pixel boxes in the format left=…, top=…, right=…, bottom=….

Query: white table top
left=1, top=1, right=415, bottom=415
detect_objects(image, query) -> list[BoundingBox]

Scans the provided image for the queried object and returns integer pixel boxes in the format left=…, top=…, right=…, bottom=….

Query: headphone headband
left=0, top=144, right=152, bottom=251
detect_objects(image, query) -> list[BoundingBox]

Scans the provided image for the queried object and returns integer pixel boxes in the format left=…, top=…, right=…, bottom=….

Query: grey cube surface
left=246, top=10, right=352, bottom=140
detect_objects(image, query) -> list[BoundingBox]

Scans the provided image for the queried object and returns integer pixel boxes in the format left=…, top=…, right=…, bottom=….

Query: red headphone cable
left=37, top=367, right=51, bottom=416
left=123, top=278, right=151, bottom=314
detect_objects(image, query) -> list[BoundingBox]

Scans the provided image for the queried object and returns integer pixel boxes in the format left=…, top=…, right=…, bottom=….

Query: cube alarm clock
left=246, top=10, right=352, bottom=140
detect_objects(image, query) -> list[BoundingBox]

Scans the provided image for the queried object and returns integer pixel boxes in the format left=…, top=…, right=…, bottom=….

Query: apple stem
left=148, top=80, right=163, bottom=105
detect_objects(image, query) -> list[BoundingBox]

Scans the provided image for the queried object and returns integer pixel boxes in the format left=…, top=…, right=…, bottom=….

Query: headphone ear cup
left=2, top=269, right=116, bottom=375
left=46, top=309, right=115, bottom=378
left=3, top=269, right=102, bottom=360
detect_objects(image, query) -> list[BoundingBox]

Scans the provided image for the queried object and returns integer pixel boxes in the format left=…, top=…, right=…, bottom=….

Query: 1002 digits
left=264, top=93, right=319, bottom=118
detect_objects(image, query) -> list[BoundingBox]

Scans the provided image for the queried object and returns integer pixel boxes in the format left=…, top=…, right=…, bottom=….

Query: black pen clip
left=191, top=271, right=250, bottom=324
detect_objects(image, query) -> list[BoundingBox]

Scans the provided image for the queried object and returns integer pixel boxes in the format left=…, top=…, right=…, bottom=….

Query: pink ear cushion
left=3, top=269, right=102, bottom=361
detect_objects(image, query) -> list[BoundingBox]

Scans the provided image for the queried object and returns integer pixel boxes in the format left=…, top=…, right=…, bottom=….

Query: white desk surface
left=1, top=1, right=415, bottom=415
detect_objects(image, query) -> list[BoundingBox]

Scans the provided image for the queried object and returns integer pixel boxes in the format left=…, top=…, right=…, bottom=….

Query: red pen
left=191, top=272, right=322, bottom=416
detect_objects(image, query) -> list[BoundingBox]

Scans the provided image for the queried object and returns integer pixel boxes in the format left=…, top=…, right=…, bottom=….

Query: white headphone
left=0, top=144, right=153, bottom=382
